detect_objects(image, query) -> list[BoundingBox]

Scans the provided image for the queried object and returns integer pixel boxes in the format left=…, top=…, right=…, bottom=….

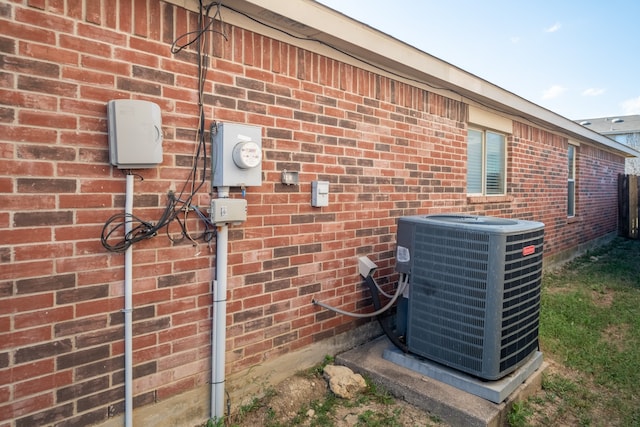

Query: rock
left=323, top=364, right=367, bottom=399
left=344, top=413, right=360, bottom=425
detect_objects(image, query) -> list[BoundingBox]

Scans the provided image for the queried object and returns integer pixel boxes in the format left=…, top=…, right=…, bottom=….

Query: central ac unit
left=395, top=214, right=544, bottom=380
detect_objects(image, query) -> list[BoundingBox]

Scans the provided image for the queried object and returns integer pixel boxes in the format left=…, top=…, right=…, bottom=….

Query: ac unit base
left=383, top=345, right=544, bottom=403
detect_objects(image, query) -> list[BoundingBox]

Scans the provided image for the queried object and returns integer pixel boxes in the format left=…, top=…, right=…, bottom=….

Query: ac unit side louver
left=395, top=214, right=544, bottom=380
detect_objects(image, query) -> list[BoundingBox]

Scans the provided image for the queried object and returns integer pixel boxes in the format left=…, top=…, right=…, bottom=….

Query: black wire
left=101, top=192, right=177, bottom=253
left=170, top=2, right=227, bottom=55
left=102, top=2, right=223, bottom=253
left=170, top=0, right=216, bottom=224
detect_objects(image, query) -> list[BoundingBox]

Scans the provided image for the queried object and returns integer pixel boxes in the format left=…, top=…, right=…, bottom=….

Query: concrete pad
left=383, top=346, right=543, bottom=403
left=336, top=336, right=547, bottom=427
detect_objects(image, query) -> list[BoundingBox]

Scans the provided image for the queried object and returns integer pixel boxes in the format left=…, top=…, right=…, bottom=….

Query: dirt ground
left=219, top=358, right=599, bottom=427
left=224, top=371, right=449, bottom=426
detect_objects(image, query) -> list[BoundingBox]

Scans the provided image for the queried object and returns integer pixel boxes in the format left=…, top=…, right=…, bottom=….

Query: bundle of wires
left=101, top=1, right=225, bottom=253
left=100, top=187, right=215, bottom=253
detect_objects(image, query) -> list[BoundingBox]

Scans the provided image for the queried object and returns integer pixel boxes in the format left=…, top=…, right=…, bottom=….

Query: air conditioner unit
left=395, top=214, right=544, bottom=380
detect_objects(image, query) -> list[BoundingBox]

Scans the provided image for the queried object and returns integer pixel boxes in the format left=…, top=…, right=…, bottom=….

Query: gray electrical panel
left=211, top=123, right=262, bottom=188
left=108, top=99, right=163, bottom=169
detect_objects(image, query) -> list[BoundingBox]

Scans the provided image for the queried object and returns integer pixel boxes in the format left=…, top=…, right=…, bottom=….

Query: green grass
left=511, top=237, right=640, bottom=426
left=356, top=408, right=403, bottom=427
left=507, top=401, right=534, bottom=427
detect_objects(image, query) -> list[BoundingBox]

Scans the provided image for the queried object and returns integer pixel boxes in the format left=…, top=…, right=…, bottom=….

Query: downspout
left=124, top=172, right=134, bottom=427
left=211, top=186, right=229, bottom=421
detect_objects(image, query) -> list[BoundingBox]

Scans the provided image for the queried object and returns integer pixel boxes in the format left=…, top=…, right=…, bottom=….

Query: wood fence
left=618, top=174, right=639, bottom=239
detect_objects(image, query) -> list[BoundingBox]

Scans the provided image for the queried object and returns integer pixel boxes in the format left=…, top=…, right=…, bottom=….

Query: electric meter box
left=107, top=99, right=163, bottom=169
left=212, top=123, right=263, bottom=187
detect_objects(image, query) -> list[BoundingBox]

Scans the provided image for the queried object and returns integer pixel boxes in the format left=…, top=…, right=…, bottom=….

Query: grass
left=510, top=237, right=640, bottom=426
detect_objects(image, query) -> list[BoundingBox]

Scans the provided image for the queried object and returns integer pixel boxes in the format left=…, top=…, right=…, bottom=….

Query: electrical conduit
left=211, top=186, right=229, bottom=421
left=124, top=173, right=134, bottom=427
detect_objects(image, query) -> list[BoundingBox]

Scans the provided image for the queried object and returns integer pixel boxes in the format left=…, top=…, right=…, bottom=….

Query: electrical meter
left=212, top=123, right=263, bottom=187
left=232, top=141, right=262, bottom=169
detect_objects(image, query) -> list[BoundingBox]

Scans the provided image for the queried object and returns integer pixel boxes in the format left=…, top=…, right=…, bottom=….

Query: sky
left=316, top=0, right=640, bottom=121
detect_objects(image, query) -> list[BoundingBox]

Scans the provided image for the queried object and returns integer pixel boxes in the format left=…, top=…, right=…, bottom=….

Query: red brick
left=58, top=194, right=112, bottom=209
left=0, top=325, right=51, bottom=351
left=0, top=89, right=57, bottom=111
left=62, top=66, right=115, bottom=87
left=76, top=268, right=122, bottom=286
left=157, top=298, right=196, bottom=316
left=0, top=178, right=10, bottom=193
left=171, top=282, right=209, bottom=299
left=75, top=297, right=122, bottom=318
left=84, top=0, right=102, bottom=24
left=55, top=255, right=109, bottom=274
left=14, top=306, right=74, bottom=330
left=0, top=392, right=55, bottom=421
left=20, top=43, right=77, bottom=69
left=14, top=371, right=73, bottom=399
left=0, top=359, right=54, bottom=386
left=54, top=225, right=105, bottom=241
left=0, top=260, right=53, bottom=284
left=0, top=126, right=57, bottom=146
left=0, top=384, right=9, bottom=404
left=1, top=19, right=55, bottom=45
left=171, top=308, right=209, bottom=326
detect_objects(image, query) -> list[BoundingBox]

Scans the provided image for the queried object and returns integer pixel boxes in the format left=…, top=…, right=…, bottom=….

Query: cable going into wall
left=101, top=2, right=227, bottom=253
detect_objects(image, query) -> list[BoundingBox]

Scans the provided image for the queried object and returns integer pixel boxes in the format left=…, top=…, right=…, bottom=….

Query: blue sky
left=316, top=0, right=640, bottom=120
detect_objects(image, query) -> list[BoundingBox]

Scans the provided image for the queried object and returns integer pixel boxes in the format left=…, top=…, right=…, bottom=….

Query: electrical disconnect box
left=212, top=123, right=262, bottom=188
left=210, top=198, right=247, bottom=225
left=107, top=100, right=163, bottom=169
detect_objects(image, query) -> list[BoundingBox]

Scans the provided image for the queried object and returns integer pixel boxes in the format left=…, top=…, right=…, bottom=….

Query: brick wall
left=0, top=1, right=626, bottom=426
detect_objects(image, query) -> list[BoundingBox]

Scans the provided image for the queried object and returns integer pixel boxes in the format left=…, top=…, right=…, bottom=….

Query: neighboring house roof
left=194, top=0, right=640, bottom=158
left=575, top=115, right=640, bottom=136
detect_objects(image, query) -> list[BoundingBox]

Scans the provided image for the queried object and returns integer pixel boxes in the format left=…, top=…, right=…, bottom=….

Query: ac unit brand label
left=522, top=245, right=536, bottom=256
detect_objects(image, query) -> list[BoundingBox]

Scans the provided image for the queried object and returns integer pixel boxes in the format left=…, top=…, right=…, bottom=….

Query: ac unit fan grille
left=409, top=227, right=490, bottom=374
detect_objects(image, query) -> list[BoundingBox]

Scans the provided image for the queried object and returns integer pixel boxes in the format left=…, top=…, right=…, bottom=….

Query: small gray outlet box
left=311, top=180, right=329, bottom=207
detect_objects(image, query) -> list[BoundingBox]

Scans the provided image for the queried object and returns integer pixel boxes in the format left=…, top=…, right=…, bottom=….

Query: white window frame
left=467, top=128, right=507, bottom=196
left=567, top=144, right=576, bottom=217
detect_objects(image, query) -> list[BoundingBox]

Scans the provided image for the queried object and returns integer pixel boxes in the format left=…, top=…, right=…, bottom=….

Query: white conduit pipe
left=124, top=173, right=134, bottom=427
left=211, top=187, right=229, bottom=421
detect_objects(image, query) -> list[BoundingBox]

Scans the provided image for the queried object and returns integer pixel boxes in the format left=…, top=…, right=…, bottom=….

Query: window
left=567, top=145, right=576, bottom=217
left=467, top=129, right=506, bottom=195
